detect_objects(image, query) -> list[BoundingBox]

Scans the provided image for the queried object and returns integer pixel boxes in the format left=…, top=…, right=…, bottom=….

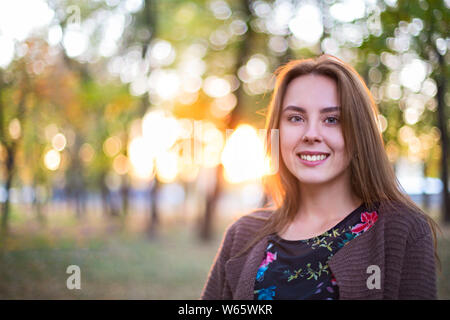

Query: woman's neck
left=296, top=174, right=362, bottom=224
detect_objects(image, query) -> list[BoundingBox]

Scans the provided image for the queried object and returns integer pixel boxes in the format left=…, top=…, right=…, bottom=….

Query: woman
left=201, top=54, right=439, bottom=300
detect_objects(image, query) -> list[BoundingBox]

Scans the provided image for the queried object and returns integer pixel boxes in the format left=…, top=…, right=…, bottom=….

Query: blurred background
left=0, top=0, right=449, bottom=299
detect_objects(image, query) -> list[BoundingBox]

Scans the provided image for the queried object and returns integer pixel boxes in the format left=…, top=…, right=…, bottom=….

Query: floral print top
left=253, top=204, right=379, bottom=300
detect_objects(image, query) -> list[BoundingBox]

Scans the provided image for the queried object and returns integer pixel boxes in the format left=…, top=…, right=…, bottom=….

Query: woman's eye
left=288, top=115, right=303, bottom=122
left=325, top=116, right=339, bottom=124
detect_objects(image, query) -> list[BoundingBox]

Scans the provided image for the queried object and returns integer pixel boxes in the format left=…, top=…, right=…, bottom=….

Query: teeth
left=300, top=154, right=327, bottom=161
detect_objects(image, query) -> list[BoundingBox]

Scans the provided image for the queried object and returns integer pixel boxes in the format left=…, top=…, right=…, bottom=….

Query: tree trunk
left=1, top=146, right=15, bottom=235
left=66, top=135, right=87, bottom=219
left=147, top=177, right=160, bottom=238
left=100, top=177, right=109, bottom=217
left=139, top=0, right=161, bottom=239
left=120, top=174, right=129, bottom=216
left=0, top=69, right=28, bottom=236
left=199, top=0, right=257, bottom=241
left=74, top=176, right=86, bottom=218
left=99, top=172, right=119, bottom=218
left=32, top=182, right=46, bottom=226
left=436, top=53, right=449, bottom=223
left=200, top=165, right=223, bottom=241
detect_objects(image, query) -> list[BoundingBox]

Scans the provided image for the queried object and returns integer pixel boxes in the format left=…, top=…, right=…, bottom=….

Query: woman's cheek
left=280, top=132, right=298, bottom=159
left=323, top=127, right=345, bottom=149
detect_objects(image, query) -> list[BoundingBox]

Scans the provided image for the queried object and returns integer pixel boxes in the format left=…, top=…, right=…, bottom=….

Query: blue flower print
left=337, top=232, right=358, bottom=248
left=256, top=250, right=277, bottom=282
left=255, top=286, right=276, bottom=300
left=256, top=265, right=268, bottom=282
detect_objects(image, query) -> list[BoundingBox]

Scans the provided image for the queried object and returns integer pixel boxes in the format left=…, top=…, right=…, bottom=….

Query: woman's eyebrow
left=282, top=106, right=341, bottom=113
left=321, top=106, right=341, bottom=113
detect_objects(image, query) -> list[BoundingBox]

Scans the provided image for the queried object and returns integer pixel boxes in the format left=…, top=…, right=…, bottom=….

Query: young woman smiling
left=201, top=55, right=439, bottom=300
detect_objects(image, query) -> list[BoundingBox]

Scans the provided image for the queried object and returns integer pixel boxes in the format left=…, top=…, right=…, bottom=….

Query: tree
left=0, top=62, right=31, bottom=235
left=359, top=0, right=449, bottom=222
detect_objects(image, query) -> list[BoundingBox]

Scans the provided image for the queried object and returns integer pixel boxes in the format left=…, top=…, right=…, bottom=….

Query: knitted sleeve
left=398, top=231, right=438, bottom=299
left=200, top=222, right=236, bottom=300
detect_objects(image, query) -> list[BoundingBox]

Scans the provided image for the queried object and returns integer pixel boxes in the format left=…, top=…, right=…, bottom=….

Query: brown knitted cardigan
left=201, top=202, right=437, bottom=300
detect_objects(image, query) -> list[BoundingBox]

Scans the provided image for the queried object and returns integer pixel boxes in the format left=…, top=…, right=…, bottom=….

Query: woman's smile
left=296, top=152, right=330, bottom=166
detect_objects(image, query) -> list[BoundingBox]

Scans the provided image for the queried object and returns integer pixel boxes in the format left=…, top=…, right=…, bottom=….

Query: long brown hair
left=235, top=54, right=441, bottom=269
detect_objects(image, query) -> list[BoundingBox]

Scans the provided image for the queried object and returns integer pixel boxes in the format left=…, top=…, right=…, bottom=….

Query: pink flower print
left=256, top=251, right=277, bottom=282
left=351, top=211, right=378, bottom=234
left=259, top=251, right=277, bottom=268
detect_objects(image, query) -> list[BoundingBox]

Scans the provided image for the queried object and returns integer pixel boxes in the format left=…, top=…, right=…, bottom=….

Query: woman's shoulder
left=378, top=200, right=434, bottom=241
left=224, top=208, right=272, bottom=239
left=216, top=209, right=272, bottom=258
left=236, top=208, right=272, bottom=226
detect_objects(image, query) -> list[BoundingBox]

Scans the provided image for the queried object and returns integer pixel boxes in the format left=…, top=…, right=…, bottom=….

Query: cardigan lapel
left=225, top=235, right=269, bottom=300
left=328, top=209, right=386, bottom=299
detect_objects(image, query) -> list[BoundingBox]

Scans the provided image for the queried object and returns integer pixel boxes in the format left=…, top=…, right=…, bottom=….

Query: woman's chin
left=294, top=176, right=331, bottom=186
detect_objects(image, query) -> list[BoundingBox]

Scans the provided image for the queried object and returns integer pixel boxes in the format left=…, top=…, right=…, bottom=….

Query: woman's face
left=279, top=74, right=351, bottom=187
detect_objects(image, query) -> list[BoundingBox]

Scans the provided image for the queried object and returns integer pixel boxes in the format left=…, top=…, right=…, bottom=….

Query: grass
left=0, top=218, right=226, bottom=299
left=0, top=213, right=449, bottom=299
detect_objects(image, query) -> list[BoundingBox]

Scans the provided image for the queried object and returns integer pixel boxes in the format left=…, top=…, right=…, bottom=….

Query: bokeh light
left=221, top=124, right=267, bottom=184
left=44, top=149, right=61, bottom=171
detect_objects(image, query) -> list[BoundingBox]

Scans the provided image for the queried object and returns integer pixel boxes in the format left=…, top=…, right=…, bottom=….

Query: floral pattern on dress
left=351, top=211, right=378, bottom=233
left=256, top=244, right=277, bottom=282
left=338, top=210, right=378, bottom=248
left=254, top=207, right=379, bottom=300
left=284, top=261, right=330, bottom=281
left=254, top=285, right=276, bottom=300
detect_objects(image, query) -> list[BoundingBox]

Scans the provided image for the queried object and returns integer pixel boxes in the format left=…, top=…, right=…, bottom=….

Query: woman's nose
left=302, top=123, right=322, bottom=143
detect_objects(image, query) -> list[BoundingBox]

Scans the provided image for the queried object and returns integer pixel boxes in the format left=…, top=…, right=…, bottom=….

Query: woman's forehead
left=281, top=75, right=339, bottom=111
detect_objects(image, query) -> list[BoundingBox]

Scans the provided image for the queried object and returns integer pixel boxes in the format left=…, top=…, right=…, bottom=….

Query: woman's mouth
left=297, top=153, right=330, bottom=166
